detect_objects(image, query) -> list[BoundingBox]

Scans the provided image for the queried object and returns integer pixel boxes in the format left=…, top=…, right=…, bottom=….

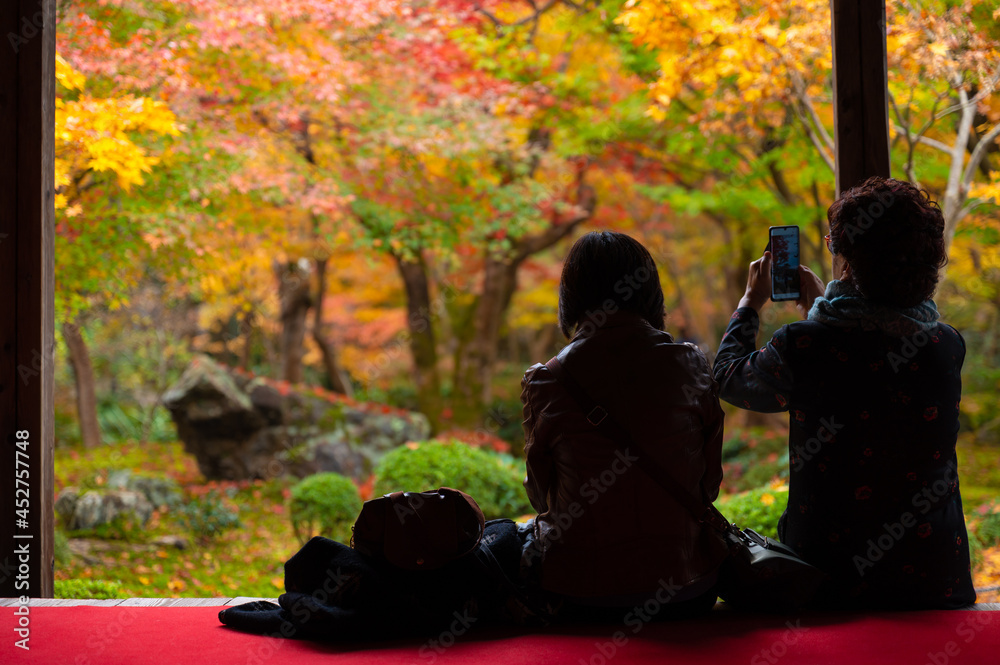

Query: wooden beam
left=0, top=0, right=56, bottom=598
left=830, top=0, right=892, bottom=196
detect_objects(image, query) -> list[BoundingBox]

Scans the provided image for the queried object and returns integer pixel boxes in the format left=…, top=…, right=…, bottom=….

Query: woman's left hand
left=795, top=265, right=826, bottom=319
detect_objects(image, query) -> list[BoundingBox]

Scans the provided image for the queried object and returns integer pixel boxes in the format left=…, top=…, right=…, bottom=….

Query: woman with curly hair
left=714, top=176, right=976, bottom=609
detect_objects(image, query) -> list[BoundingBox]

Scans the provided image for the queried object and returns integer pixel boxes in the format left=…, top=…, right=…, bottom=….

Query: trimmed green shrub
left=373, top=440, right=532, bottom=519
left=55, top=579, right=123, bottom=600
left=54, top=528, right=71, bottom=566
left=178, top=493, right=242, bottom=543
left=289, top=473, right=363, bottom=545
left=976, top=508, right=1000, bottom=548
left=716, top=487, right=788, bottom=539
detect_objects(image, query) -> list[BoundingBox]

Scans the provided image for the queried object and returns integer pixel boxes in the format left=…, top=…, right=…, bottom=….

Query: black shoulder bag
left=545, top=356, right=826, bottom=612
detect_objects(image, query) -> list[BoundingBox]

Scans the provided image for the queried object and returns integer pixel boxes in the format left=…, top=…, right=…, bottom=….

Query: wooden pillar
left=830, top=0, right=892, bottom=197
left=0, top=0, right=56, bottom=598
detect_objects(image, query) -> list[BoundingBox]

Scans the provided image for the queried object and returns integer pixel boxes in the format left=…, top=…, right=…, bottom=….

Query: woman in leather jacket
left=519, top=231, right=728, bottom=619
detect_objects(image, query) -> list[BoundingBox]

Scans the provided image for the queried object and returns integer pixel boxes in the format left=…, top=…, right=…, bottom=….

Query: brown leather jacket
left=520, top=310, right=728, bottom=598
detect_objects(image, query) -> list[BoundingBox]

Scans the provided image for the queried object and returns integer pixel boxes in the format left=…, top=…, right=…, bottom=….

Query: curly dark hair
left=558, top=231, right=665, bottom=339
left=827, top=176, right=947, bottom=307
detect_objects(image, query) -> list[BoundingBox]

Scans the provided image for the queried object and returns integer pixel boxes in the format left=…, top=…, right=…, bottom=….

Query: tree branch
left=512, top=160, right=596, bottom=264
left=963, top=121, right=1000, bottom=188
left=790, top=98, right=836, bottom=172
left=933, top=69, right=1000, bottom=122
left=775, top=52, right=834, bottom=165
left=890, top=126, right=954, bottom=154
left=512, top=186, right=595, bottom=263
left=955, top=198, right=988, bottom=229
left=797, top=87, right=835, bottom=155
left=889, top=91, right=919, bottom=185
left=473, top=0, right=561, bottom=31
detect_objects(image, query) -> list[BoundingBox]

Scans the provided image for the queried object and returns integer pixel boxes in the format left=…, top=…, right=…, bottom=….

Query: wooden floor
left=1, top=597, right=998, bottom=610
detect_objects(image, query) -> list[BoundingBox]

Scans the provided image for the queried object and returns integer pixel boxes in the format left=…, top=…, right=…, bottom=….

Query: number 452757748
left=15, top=430, right=29, bottom=524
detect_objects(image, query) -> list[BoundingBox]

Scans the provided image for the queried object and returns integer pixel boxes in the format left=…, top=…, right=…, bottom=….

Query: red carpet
left=2, top=606, right=998, bottom=665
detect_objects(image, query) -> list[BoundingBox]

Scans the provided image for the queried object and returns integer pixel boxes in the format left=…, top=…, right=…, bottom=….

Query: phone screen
left=770, top=226, right=800, bottom=301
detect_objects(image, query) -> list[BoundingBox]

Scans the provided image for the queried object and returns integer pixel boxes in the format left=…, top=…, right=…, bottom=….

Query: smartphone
left=769, top=225, right=800, bottom=301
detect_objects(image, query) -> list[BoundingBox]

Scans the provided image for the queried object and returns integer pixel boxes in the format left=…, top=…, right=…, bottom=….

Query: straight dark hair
left=558, top=231, right=666, bottom=338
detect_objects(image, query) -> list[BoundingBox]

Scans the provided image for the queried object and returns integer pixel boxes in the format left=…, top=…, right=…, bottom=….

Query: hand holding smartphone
left=768, top=226, right=800, bottom=302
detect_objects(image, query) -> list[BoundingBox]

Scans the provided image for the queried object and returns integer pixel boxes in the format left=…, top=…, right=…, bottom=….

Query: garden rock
left=152, top=535, right=189, bottom=550
left=54, top=487, right=80, bottom=520
left=163, top=355, right=431, bottom=481
left=57, top=489, right=154, bottom=531
left=106, top=469, right=181, bottom=508
left=283, top=432, right=368, bottom=479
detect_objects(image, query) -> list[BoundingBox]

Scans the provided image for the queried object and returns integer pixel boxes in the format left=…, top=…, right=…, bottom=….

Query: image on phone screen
left=770, top=225, right=800, bottom=301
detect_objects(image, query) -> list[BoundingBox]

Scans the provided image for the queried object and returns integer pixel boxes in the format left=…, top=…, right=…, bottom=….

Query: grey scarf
left=807, top=280, right=939, bottom=337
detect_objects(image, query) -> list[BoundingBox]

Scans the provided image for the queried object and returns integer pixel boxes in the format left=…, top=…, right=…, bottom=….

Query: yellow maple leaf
left=929, top=42, right=948, bottom=57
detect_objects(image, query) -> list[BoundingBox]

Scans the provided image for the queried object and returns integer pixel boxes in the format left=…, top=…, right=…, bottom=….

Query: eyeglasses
left=824, top=234, right=832, bottom=253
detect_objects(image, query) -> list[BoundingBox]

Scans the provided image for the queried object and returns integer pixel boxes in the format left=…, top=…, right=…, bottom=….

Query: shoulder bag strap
left=544, top=356, right=731, bottom=534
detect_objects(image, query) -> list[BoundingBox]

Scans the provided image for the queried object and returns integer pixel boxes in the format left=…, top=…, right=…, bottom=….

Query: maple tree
left=617, top=0, right=1000, bottom=242
left=163, top=0, right=399, bottom=394
left=54, top=0, right=793, bottom=429
left=615, top=0, right=1000, bottom=343
left=162, top=0, right=623, bottom=424
left=54, top=0, right=1000, bottom=443
left=53, top=44, right=182, bottom=448
left=45, top=0, right=1000, bottom=606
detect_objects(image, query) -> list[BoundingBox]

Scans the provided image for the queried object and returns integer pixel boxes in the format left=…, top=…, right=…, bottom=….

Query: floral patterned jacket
left=714, top=306, right=976, bottom=609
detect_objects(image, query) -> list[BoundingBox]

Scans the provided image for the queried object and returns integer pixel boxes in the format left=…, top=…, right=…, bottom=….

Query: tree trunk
left=239, top=311, right=253, bottom=372
left=529, top=323, right=559, bottom=364
left=276, top=261, right=312, bottom=384
left=62, top=321, right=101, bottom=449
left=451, top=167, right=596, bottom=421
left=312, top=257, right=352, bottom=396
left=941, top=90, right=977, bottom=250
left=659, top=250, right=702, bottom=343
left=394, top=253, right=443, bottom=430
left=452, top=257, right=519, bottom=421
